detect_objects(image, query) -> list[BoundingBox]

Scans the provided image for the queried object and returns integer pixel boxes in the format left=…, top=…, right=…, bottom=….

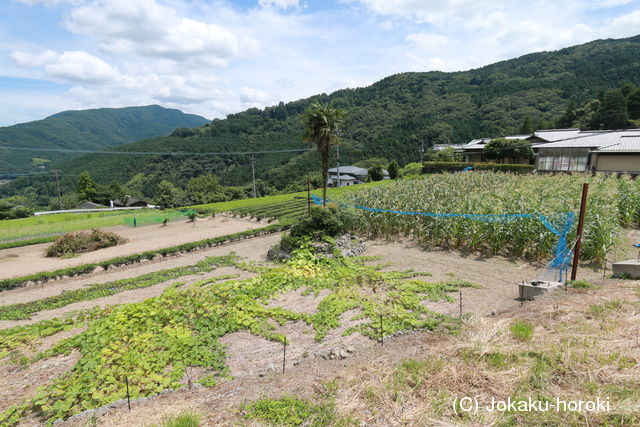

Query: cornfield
left=341, top=172, right=640, bottom=266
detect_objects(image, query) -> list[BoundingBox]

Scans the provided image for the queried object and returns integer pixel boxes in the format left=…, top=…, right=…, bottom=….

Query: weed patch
left=510, top=319, right=533, bottom=342
left=44, top=230, right=127, bottom=257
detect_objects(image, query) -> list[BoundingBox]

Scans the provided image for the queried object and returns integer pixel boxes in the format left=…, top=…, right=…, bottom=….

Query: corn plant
left=341, top=172, right=635, bottom=266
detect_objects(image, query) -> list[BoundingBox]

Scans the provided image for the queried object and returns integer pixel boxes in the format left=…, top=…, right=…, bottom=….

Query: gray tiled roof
left=328, top=166, right=368, bottom=176
left=534, top=129, right=640, bottom=150
left=598, top=136, right=640, bottom=152
left=534, top=129, right=583, bottom=142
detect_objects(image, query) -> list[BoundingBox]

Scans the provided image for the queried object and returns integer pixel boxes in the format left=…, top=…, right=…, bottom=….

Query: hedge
left=0, top=224, right=287, bottom=292
left=421, top=162, right=535, bottom=174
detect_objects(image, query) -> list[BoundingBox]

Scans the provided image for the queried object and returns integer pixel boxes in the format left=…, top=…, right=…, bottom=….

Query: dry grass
left=331, top=280, right=640, bottom=426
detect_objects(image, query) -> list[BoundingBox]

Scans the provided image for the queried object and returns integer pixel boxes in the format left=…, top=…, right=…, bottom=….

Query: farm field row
left=0, top=209, right=189, bottom=242
left=343, top=172, right=640, bottom=265
left=0, top=180, right=390, bottom=243
left=1, top=234, right=636, bottom=426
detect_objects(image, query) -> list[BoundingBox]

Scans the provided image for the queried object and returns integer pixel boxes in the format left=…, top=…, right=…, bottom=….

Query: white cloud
left=405, top=32, right=450, bottom=50
left=347, top=0, right=513, bottom=27
left=16, top=0, right=82, bottom=6
left=258, top=0, right=300, bottom=10
left=65, top=0, right=247, bottom=65
left=240, top=86, right=269, bottom=103
left=603, top=10, right=640, bottom=37
left=10, top=50, right=121, bottom=83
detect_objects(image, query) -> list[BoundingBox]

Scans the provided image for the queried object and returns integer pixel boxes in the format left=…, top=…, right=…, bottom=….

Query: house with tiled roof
left=461, top=128, right=640, bottom=174
left=534, top=129, right=640, bottom=174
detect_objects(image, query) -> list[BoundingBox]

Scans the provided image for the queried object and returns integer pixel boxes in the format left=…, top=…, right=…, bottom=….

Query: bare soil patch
left=363, top=237, right=622, bottom=316
left=0, top=232, right=280, bottom=310
left=0, top=216, right=264, bottom=280
left=0, top=351, right=80, bottom=413
left=221, top=309, right=369, bottom=378
left=58, top=276, right=640, bottom=427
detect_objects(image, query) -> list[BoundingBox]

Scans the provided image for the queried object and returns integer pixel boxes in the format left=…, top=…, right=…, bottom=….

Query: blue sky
left=1, top=0, right=640, bottom=126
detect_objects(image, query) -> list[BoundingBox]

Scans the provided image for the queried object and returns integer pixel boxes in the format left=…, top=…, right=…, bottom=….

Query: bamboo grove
left=342, top=172, right=640, bottom=266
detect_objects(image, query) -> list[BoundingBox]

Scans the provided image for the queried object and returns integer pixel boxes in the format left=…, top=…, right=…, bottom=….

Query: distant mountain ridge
left=0, top=105, right=209, bottom=173
left=3, top=34, right=640, bottom=204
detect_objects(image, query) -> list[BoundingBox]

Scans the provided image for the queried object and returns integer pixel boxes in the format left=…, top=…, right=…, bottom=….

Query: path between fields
left=0, top=233, right=281, bottom=329
left=1, top=233, right=621, bottom=330
left=0, top=216, right=265, bottom=280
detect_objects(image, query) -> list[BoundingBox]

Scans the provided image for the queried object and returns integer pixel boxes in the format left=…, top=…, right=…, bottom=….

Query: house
left=327, top=166, right=389, bottom=187
left=111, top=198, right=148, bottom=208
left=461, top=128, right=640, bottom=174
left=461, top=134, right=538, bottom=163
left=535, top=129, right=640, bottom=174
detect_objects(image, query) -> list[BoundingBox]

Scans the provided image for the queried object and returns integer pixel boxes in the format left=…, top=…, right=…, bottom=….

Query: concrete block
left=518, top=280, right=563, bottom=300
left=612, top=260, right=640, bottom=279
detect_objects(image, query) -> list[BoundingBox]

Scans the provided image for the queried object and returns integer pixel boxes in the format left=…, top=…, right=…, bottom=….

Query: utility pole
left=251, top=155, right=257, bottom=198
left=53, top=170, right=62, bottom=210
left=570, top=183, right=589, bottom=281
left=336, top=145, right=341, bottom=188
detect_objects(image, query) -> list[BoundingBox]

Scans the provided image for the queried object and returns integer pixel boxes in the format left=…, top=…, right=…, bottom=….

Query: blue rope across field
left=312, top=195, right=575, bottom=269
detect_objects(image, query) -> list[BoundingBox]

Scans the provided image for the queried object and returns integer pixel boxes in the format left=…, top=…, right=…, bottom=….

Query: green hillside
left=4, top=35, right=640, bottom=202
left=0, top=105, right=209, bottom=174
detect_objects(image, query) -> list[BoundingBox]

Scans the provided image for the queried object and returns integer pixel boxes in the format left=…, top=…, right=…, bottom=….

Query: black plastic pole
left=282, top=339, right=286, bottom=374
left=125, top=376, right=131, bottom=411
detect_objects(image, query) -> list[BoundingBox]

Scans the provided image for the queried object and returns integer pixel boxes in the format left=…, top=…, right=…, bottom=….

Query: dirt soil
left=0, top=216, right=264, bottom=280
left=0, top=233, right=281, bottom=329
left=362, top=238, right=621, bottom=317
left=4, top=230, right=639, bottom=426
left=57, top=276, right=639, bottom=427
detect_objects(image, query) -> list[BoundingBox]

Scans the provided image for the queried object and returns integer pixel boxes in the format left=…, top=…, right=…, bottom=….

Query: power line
left=0, top=145, right=313, bottom=156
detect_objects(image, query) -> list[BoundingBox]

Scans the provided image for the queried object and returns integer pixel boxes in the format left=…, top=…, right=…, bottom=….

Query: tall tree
left=592, top=89, right=629, bottom=129
left=519, top=116, right=533, bottom=134
left=388, top=160, right=399, bottom=180
left=77, top=171, right=97, bottom=202
left=302, top=101, right=345, bottom=206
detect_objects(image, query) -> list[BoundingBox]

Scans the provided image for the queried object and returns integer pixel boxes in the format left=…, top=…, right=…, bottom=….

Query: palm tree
left=302, top=101, right=345, bottom=207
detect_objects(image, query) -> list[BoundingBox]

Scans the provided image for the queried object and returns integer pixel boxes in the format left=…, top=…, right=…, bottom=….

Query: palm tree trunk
left=322, top=148, right=329, bottom=207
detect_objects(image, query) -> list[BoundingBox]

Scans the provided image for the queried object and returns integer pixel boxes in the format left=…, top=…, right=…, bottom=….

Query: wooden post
left=570, top=183, right=589, bottom=281
left=379, top=314, right=383, bottom=346
left=459, top=291, right=463, bottom=317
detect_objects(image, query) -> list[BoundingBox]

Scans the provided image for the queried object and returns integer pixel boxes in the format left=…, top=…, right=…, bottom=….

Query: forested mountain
left=4, top=35, right=640, bottom=206
left=0, top=105, right=209, bottom=173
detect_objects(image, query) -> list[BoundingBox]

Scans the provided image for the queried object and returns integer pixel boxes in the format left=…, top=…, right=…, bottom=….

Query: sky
left=1, top=0, right=640, bottom=126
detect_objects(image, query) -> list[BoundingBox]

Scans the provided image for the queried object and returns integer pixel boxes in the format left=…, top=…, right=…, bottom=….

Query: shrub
left=368, top=165, right=384, bottom=181
left=399, top=162, right=423, bottom=177
left=44, top=230, right=127, bottom=257
left=277, top=206, right=359, bottom=255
